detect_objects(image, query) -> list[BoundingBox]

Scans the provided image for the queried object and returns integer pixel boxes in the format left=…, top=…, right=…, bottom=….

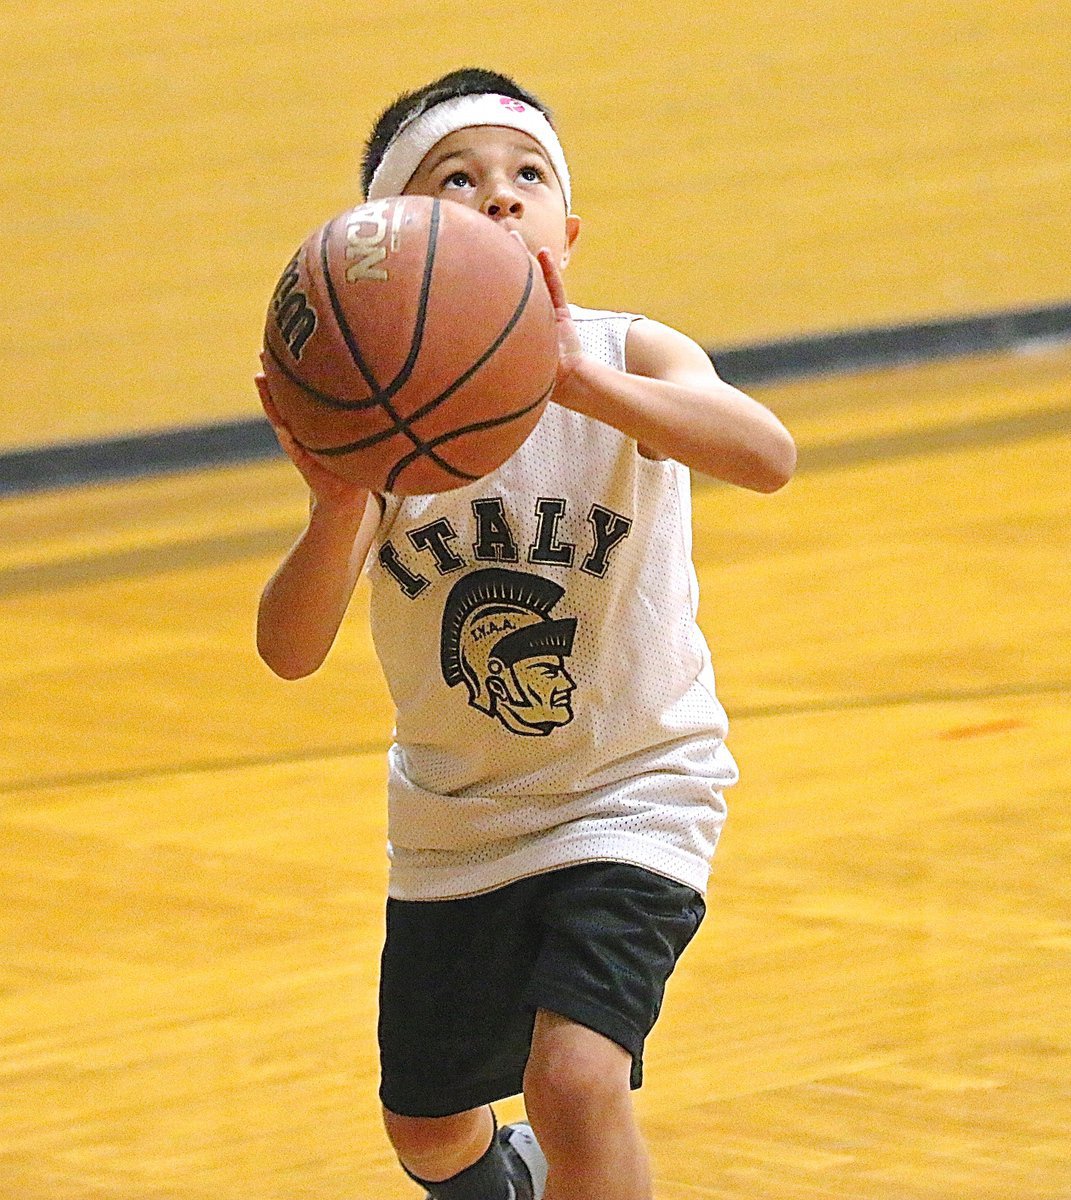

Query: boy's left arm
left=537, top=250, right=796, bottom=493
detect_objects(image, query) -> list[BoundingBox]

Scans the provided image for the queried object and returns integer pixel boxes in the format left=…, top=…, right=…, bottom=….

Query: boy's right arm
left=255, top=378, right=383, bottom=680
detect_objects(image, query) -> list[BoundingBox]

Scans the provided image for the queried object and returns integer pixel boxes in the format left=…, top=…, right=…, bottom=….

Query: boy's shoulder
left=567, top=302, right=644, bottom=324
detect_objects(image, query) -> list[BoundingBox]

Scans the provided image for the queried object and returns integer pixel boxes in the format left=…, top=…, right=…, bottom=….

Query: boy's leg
left=379, top=880, right=550, bottom=1195
left=383, top=1104, right=494, bottom=1183
left=384, top=1104, right=547, bottom=1199
left=519, top=863, right=706, bottom=1200
left=523, top=1009, right=652, bottom=1200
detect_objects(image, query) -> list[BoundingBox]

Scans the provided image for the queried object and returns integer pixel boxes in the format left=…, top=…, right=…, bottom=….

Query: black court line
left=0, top=740, right=389, bottom=799
left=2, top=679, right=1064, bottom=799
left=2, top=299, right=1070, bottom=498
left=798, top=402, right=1071, bottom=473
left=0, top=524, right=304, bottom=597
left=3, top=399, right=1068, bottom=598
left=730, top=678, right=1070, bottom=721
left=0, top=418, right=281, bottom=497
left=712, top=300, right=1071, bottom=385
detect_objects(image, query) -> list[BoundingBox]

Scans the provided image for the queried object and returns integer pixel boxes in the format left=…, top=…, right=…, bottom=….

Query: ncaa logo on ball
left=344, top=199, right=403, bottom=283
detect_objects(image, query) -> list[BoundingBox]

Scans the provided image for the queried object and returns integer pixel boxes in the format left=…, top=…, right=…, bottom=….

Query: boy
left=257, top=68, right=795, bottom=1200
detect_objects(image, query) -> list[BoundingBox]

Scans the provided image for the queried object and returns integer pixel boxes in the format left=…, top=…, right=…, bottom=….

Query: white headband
left=367, top=93, right=572, bottom=210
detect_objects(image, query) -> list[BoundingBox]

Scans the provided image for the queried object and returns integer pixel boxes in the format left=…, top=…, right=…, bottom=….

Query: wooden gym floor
left=1, top=345, right=1069, bottom=1198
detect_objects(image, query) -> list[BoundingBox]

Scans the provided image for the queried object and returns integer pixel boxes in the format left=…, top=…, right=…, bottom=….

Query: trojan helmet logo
left=440, top=568, right=577, bottom=737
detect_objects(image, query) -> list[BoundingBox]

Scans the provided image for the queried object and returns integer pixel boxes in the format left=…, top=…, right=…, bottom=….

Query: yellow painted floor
left=1, top=346, right=1069, bottom=1197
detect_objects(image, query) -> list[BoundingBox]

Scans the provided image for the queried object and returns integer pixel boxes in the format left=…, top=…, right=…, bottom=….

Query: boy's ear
left=561, top=214, right=582, bottom=269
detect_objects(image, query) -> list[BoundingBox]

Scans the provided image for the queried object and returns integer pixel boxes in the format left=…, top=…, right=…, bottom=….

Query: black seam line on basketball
left=298, top=200, right=445, bottom=460
left=384, top=377, right=554, bottom=491
left=319, top=216, right=382, bottom=397
left=296, top=253, right=538, bottom=460
left=399, top=253, right=537, bottom=427
left=263, top=340, right=384, bottom=413
left=265, top=203, right=442, bottom=418
left=317, top=200, right=442, bottom=419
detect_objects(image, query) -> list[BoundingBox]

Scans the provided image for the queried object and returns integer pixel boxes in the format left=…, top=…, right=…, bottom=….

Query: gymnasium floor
left=1, top=344, right=1069, bottom=1198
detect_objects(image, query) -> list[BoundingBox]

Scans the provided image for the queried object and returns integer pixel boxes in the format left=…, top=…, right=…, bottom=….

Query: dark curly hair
left=361, top=68, right=554, bottom=198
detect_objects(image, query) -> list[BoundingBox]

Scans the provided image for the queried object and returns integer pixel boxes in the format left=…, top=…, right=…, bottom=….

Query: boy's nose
left=482, top=183, right=524, bottom=220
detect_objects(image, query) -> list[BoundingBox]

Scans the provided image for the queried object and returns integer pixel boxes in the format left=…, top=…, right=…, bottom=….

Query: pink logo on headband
left=498, top=98, right=527, bottom=112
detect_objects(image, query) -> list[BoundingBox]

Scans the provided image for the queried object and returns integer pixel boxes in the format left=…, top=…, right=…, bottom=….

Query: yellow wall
left=3, top=0, right=1068, bottom=450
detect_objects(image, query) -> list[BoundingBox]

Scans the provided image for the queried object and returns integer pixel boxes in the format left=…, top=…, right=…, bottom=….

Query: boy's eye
left=443, top=171, right=472, bottom=189
left=519, top=165, right=544, bottom=183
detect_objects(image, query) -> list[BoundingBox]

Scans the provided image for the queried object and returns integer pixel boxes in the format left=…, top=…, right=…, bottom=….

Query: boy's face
left=403, top=126, right=580, bottom=268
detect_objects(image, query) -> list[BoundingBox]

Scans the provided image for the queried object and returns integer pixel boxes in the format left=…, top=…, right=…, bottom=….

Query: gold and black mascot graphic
left=440, top=568, right=577, bottom=737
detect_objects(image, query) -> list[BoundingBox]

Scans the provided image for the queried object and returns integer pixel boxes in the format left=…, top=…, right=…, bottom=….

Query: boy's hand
left=508, top=233, right=586, bottom=400
left=534, top=247, right=583, bottom=366
left=256, top=369, right=370, bottom=512
left=534, top=249, right=588, bottom=408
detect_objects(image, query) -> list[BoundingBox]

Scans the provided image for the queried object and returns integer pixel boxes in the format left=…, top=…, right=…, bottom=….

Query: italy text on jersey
left=377, top=494, right=633, bottom=739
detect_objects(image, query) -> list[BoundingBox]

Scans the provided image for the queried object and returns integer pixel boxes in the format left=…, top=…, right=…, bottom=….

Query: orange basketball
left=262, top=195, right=559, bottom=495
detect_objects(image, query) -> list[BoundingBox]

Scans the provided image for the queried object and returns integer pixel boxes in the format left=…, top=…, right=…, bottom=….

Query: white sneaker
left=499, top=1122, right=548, bottom=1200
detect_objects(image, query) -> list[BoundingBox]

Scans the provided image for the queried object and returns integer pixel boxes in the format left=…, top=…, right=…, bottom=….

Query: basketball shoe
left=500, top=1121, right=548, bottom=1200
left=421, top=1121, right=547, bottom=1200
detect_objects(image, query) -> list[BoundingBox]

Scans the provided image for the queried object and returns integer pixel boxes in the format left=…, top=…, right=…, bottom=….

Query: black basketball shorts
left=378, top=861, right=706, bottom=1118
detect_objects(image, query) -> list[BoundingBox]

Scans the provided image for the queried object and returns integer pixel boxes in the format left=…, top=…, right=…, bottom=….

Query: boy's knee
left=382, top=1105, right=485, bottom=1161
left=523, top=1010, right=633, bottom=1122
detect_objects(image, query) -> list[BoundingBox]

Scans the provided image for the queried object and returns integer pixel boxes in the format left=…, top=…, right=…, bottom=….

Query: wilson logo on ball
left=270, top=254, right=318, bottom=360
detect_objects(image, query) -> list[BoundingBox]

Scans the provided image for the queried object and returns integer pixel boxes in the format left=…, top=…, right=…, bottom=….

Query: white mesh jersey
left=368, top=304, right=738, bottom=901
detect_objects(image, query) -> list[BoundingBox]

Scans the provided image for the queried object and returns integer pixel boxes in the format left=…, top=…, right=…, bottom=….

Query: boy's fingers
left=256, top=383, right=285, bottom=431
left=255, top=373, right=278, bottom=414
left=507, top=234, right=567, bottom=309
left=257, top=392, right=301, bottom=459
left=536, top=248, right=568, bottom=310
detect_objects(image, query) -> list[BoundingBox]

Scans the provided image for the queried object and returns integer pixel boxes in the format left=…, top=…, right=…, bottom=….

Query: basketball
left=262, top=195, right=559, bottom=495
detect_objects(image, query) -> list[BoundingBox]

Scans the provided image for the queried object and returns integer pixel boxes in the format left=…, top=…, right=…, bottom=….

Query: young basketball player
left=257, top=68, right=795, bottom=1200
